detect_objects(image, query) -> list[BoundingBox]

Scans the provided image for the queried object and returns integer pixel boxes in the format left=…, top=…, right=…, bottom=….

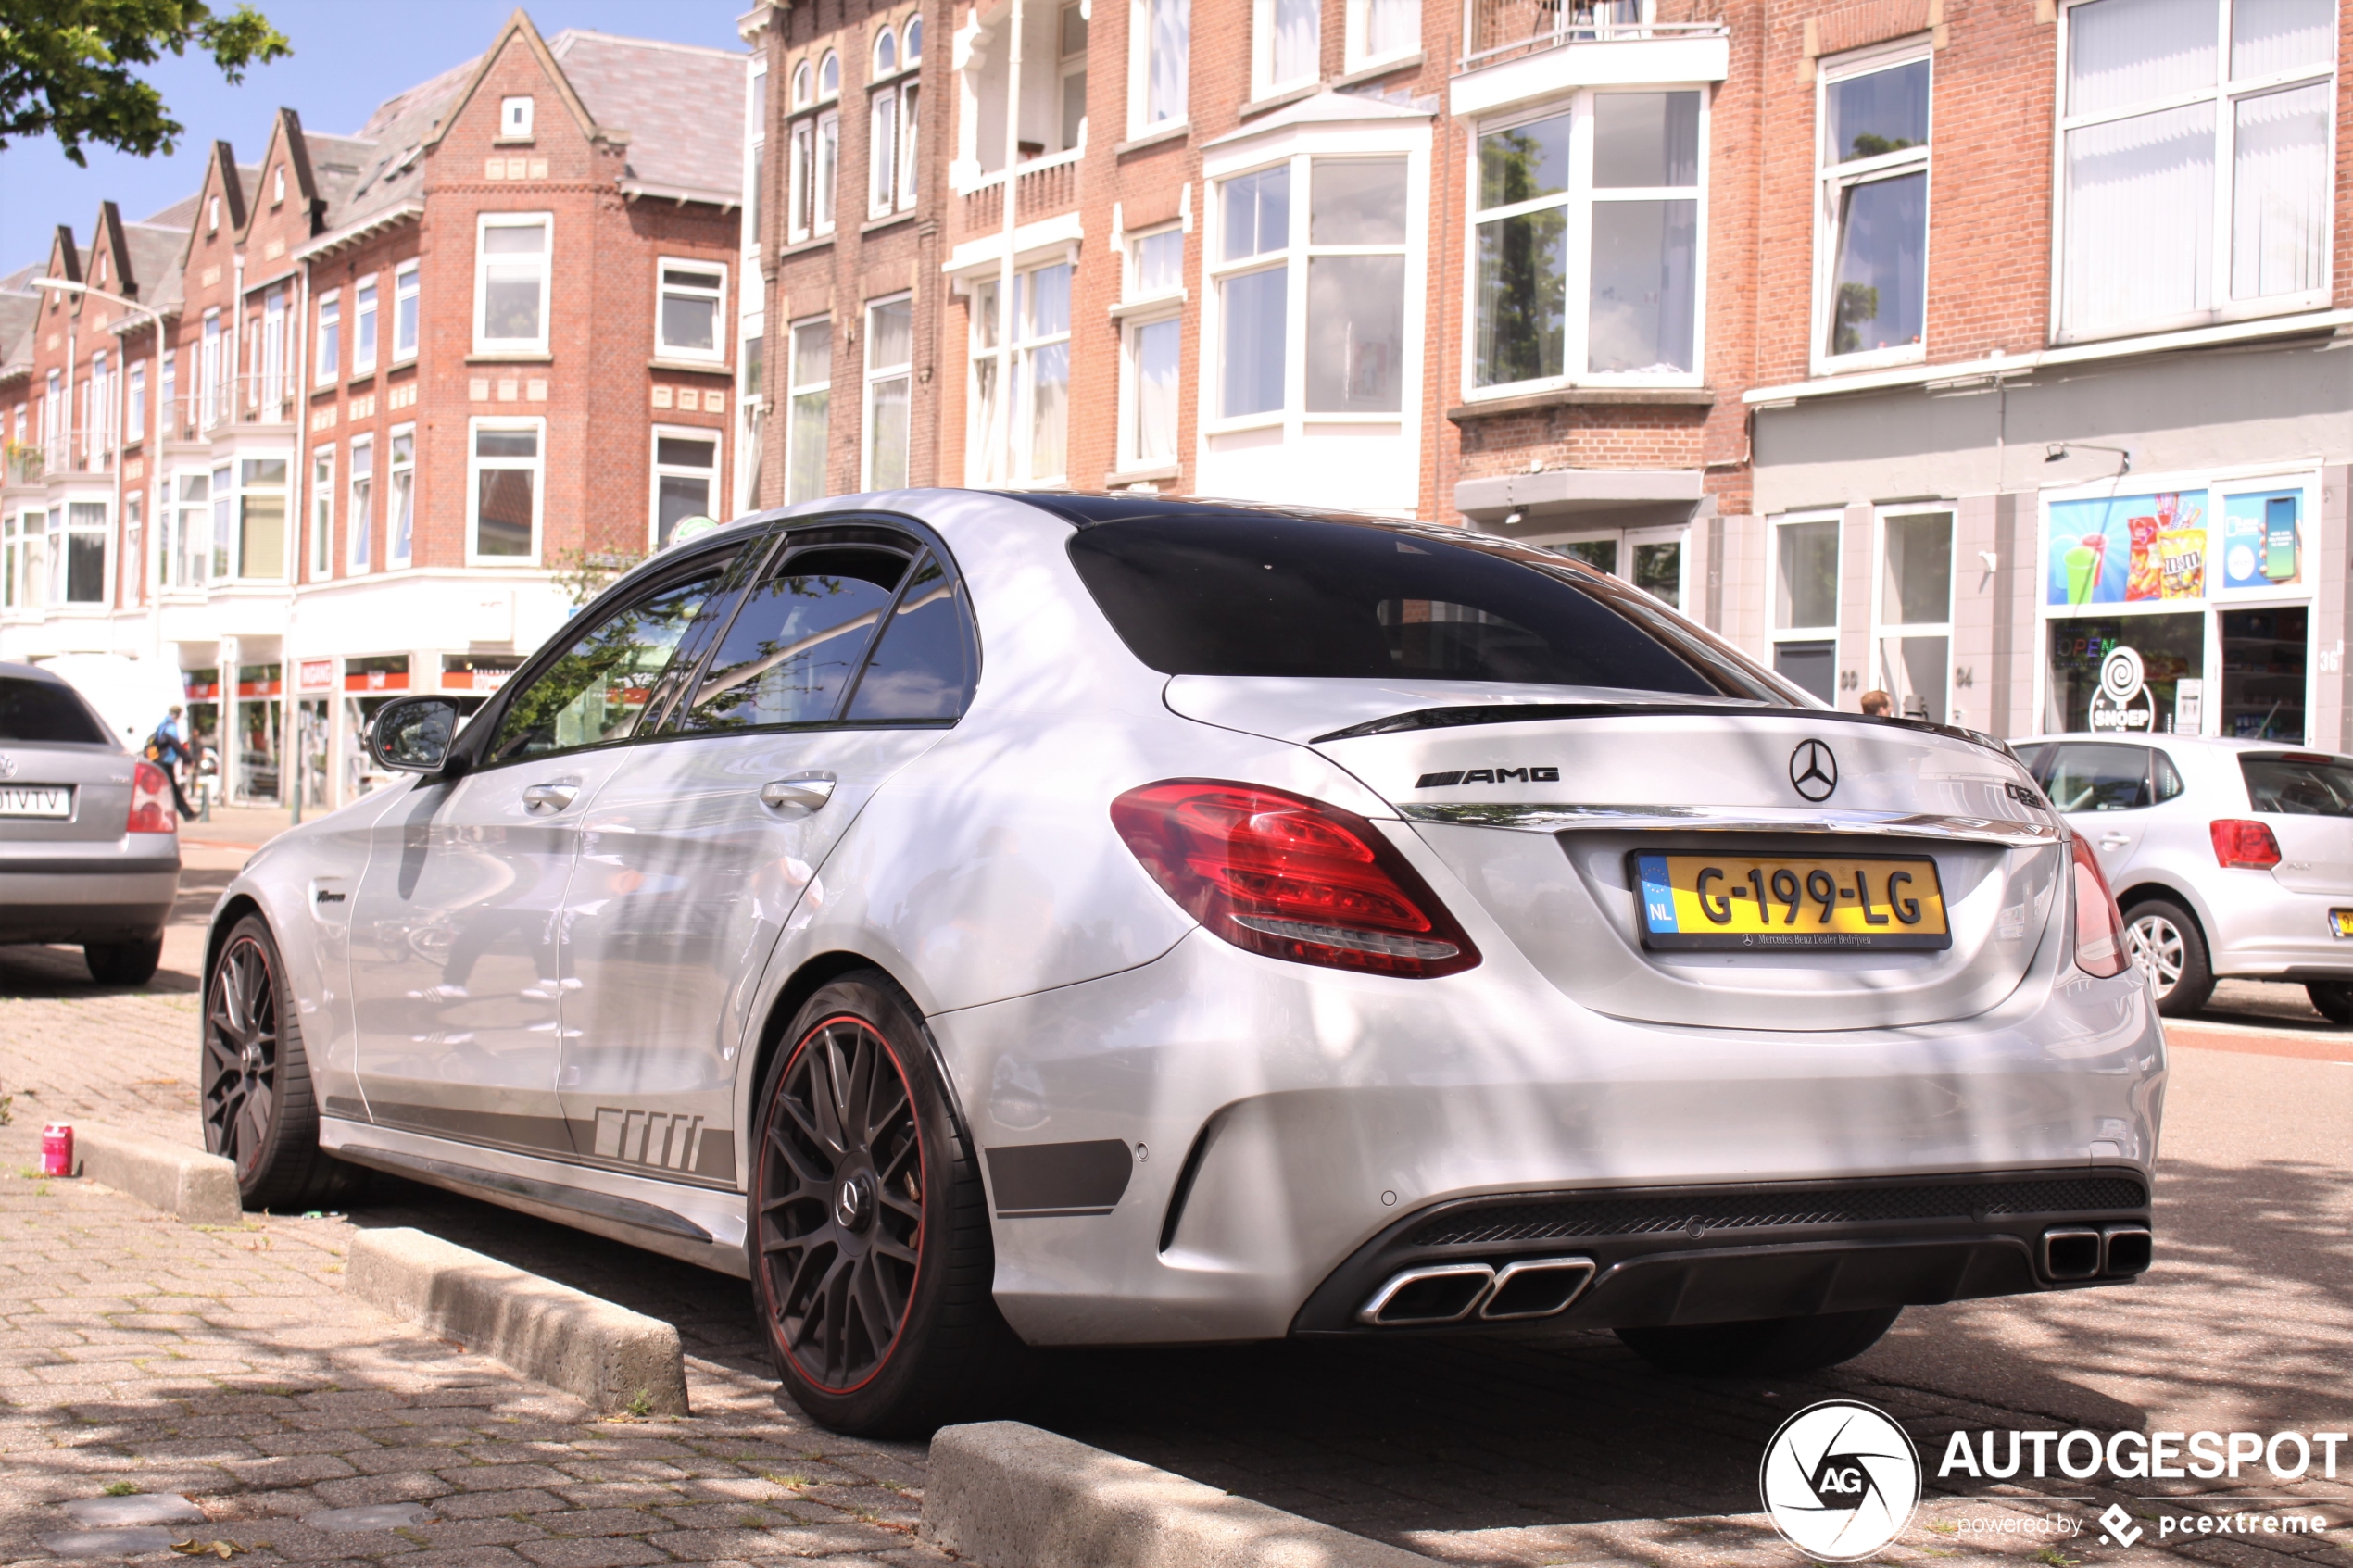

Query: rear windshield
left=1066, top=511, right=1790, bottom=700
left=2242, top=753, right=2353, bottom=817
left=0, top=676, right=110, bottom=746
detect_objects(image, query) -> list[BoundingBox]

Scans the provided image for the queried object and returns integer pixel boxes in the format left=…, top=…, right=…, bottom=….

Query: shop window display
left=2220, top=605, right=2307, bottom=742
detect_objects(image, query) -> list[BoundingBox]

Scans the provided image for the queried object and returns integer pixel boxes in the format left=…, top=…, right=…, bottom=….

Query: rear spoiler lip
left=1312, top=701, right=2019, bottom=760
left=1397, top=802, right=2061, bottom=848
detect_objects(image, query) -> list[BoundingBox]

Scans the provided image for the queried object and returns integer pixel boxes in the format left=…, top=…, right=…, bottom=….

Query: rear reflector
left=1111, top=780, right=1480, bottom=978
left=2209, top=819, right=2281, bottom=869
left=127, top=761, right=176, bottom=835
left=2070, top=834, right=2129, bottom=978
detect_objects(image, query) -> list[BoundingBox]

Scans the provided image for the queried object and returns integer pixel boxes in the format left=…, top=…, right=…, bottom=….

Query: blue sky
left=1, top=1, right=749, bottom=277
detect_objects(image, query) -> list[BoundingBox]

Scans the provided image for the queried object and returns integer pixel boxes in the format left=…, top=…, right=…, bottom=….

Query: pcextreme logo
left=1758, top=1399, right=1922, bottom=1561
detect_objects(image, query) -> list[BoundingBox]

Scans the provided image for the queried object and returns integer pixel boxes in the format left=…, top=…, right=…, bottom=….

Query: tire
left=2122, top=898, right=2214, bottom=1016
left=85, top=936, right=162, bottom=986
left=200, top=914, right=361, bottom=1210
left=1617, top=1307, right=1903, bottom=1377
left=749, top=972, right=1023, bottom=1436
left=2308, top=981, right=2353, bottom=1026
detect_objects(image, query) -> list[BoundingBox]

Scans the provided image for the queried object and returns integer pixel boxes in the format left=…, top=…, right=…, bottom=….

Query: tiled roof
left=120, top=221, right=189, bottom=311
left=327, top=55, right=479, bottom=235
left=547, top=30, right=746, bottom=202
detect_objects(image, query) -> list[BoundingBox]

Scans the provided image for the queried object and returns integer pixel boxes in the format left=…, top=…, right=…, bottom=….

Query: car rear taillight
left=2209, top=819, right=2281, bottom=869
left=1111, top=780, right=1480, bottom=978
left=126, top=761, right=177, bottom=835
left=2069, top=834, right=2129, bottom=979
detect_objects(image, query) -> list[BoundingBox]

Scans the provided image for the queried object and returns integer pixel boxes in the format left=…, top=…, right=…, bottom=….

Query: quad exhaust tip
left=1357, top=1258, right=1596, bottom=1326
left=2042, top=1224, right=2151, bottom=1281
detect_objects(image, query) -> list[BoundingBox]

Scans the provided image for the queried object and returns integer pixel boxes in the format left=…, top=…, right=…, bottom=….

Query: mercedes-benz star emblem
left=1790, top=739, right=1838, bottom=802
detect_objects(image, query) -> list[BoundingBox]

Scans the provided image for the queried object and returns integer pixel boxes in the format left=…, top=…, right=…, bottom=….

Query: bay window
left=474, top=214, right=551, bottom=354
left=59, top=502, right=106, bottom=604
left=1816, top=52, right=1929, bottom=366
left=2057, top=0, right=2335, bottom=342
left=468, top=420, right=541, bottom=561
left=969, top=262, right=1073, bottom=485
left=1214, top=157, right=1409, bottom=420
left=1472, top=90, right=1704, bottom=392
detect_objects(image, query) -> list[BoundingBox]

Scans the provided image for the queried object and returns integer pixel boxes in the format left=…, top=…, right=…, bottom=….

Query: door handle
left=761, top=772, right=837, bottom=814
left=522, top=783, right=580, bottom=812
left=2098, top=834, right=2131, bottom=849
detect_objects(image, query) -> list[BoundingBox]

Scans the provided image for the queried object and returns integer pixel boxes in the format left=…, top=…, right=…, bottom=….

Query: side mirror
left=367, top=695, right=463, bottom=774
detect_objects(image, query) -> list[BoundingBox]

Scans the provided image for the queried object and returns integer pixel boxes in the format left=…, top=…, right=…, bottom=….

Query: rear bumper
left=1291, top=1169, right=2153, bottom=1335
left=0, top=858, right=179, bottom=944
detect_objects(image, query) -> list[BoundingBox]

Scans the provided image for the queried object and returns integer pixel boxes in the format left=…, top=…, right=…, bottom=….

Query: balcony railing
left=157, top=375, right=300, bottom=444
left=1462, top=0, right=1727, bottom=71
left=960, top=145, right=1083, bottom=232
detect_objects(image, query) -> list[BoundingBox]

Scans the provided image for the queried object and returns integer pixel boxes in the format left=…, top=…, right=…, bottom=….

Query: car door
left=348, top=551, right=738, bottom=1157
left=2037, top=742, right=2158, bottom=882
left=555, top=527, right=980, bottom=1184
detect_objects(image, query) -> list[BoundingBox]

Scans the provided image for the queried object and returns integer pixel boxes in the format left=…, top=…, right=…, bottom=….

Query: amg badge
left=1416, top=766, right=1560, bottom=788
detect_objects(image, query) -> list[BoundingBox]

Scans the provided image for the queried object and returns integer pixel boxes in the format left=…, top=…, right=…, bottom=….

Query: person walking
left=145, top=705, right=198, bottom=820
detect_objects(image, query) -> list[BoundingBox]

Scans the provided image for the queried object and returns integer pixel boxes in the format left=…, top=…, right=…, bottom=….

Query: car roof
left=2027, top=733, right=2347, bottom=759
left=0, top=660, right=69, bottom=684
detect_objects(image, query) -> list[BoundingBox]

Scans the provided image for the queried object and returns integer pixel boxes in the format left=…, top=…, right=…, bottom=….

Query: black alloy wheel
left=750, top=973, right=1022, bottom=1435
left=760, top=1012, right=925, bottom=1392
left=200, top=913, right=356, bottom=1210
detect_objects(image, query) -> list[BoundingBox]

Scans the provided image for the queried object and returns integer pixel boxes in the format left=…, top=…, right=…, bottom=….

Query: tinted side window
left=1067, top=511, right=1774, bottom=698
left=846, top=552, right=978, bottom=721
left=486, top=570, right=724, bottom=765
left=2045, top=745, right=2153, bottom=812
left=0, top=678, right=109, bottom=745
left=684, top=545, right=909, bottom=731
left=2242, top=754, right=2353, bottom=817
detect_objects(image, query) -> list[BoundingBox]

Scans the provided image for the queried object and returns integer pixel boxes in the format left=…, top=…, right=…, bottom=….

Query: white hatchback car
left=2017, top=734, right=2353, bottom=1020
left=206, top=493, right=2163, bottom=1434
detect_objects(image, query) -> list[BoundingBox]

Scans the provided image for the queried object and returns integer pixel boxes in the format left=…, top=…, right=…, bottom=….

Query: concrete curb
left=72, top=1123, right=242, bottom=1224
left=346, top=1227, right=690, bottom=1415
left=922, top=1421, right=1440, bottom=1568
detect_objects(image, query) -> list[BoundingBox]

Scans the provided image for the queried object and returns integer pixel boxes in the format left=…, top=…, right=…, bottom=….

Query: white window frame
left=1252, top=0, right=1320, bottom=100
left=747, top=60, right=768, bottom=253
left=785, top=312, right=833, bottom=504
left=862, top=293, right=913, bottom=492
left=346, top=434, right=374, bottom=573
left=813, top=112, right=840, bottom=234
left=1117, top=224, right=1186, bottom=473
left=870, top=82, right=919, bottom=218
left=789, top=118, right=815, bottom=243
left=821, top=49, right=841, bottom=99
left=126, top=358, right=145, bottom=443
left=352, top=272, right=380, bottom=374
left=158, top=351, right=174, bottom=440
left=648, top=424, right=722, bottom=550
left=966, top=260, right=1075, bottom=487
left=392, top=260, right=421, bottom=361
left=387, top=423, right=417, bottom=569
left=315, top=289, right=341, bottom=384
left=792, top=59, right=812, bottom=109
left=1463, top=89, right=1710, bottom=402
left=310, top=445, right=334, bottom=580
left=655, top=257, right=728, bottom=364
left=226, top=456, right=291, bottom=583
left=899, top=82, right=922, bottom=207
left=465, top=416, right=546, bottom=566
left=1812, top=43, right=1931, bottom=375
left=1128, top=0, right=1190, bottom=135
left=1869, top=503, right=1956, bottom=723
left=2050, top=0, right=2338, bottom=345
left=1203, top=144, right=1427, bottom=440
left=472, top=212, right=554, bottom=356
left=500, top=94, right=535, bottom=140
left=1344, top=0, right=1420, bottom=73
left=1059, top=0, right=1089, bottom=152
left=1767, top=509, right=1843, bottom=699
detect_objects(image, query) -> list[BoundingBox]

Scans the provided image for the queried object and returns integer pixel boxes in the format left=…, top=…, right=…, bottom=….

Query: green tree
left=0, top=0, right=291, bottom=166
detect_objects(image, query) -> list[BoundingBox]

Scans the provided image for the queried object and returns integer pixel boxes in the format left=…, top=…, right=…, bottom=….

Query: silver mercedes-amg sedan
left=204, top=491, right=2164, bottom=1434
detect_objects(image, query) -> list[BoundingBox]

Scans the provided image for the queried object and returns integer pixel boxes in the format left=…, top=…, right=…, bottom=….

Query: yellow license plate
left=1634, top=851, right=1951, bottom=951
left=2331, top=909, right=2353, bottom=938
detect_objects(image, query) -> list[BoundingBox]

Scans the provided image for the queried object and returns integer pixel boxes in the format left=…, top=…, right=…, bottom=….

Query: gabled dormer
left=90, top=202, right=137, bottom=302
left=245, top=107, right=329, bottom=247
left=422, top=6, right=621, bottom=168
left=41, top=226, right=82, bottom=324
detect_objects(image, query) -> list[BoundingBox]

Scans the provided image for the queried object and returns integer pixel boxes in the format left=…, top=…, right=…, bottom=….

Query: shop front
left=2039, top=472, right=2320, bottom=744
left=233, top=663, right=283, bottom=804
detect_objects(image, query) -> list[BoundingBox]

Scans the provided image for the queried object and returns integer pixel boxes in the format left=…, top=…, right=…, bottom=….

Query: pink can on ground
left=40, top=1123, right=73, bottom=1177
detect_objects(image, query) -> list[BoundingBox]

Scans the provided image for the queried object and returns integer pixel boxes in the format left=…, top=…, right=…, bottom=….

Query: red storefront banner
left=297, top=659, right=335, bottom=691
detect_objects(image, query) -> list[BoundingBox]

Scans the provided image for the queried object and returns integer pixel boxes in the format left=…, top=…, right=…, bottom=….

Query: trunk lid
left=1167, top=677, right=2062, bottom=1031
left=0, top=742, right=132, bottom=847
left=2236, top=750, right=2353, bottom=896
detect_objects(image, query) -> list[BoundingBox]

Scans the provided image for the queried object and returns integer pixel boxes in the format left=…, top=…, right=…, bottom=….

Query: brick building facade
left=738, top=0, right=2348, bottom=748
left=0, top=12, right=749, bottom=808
